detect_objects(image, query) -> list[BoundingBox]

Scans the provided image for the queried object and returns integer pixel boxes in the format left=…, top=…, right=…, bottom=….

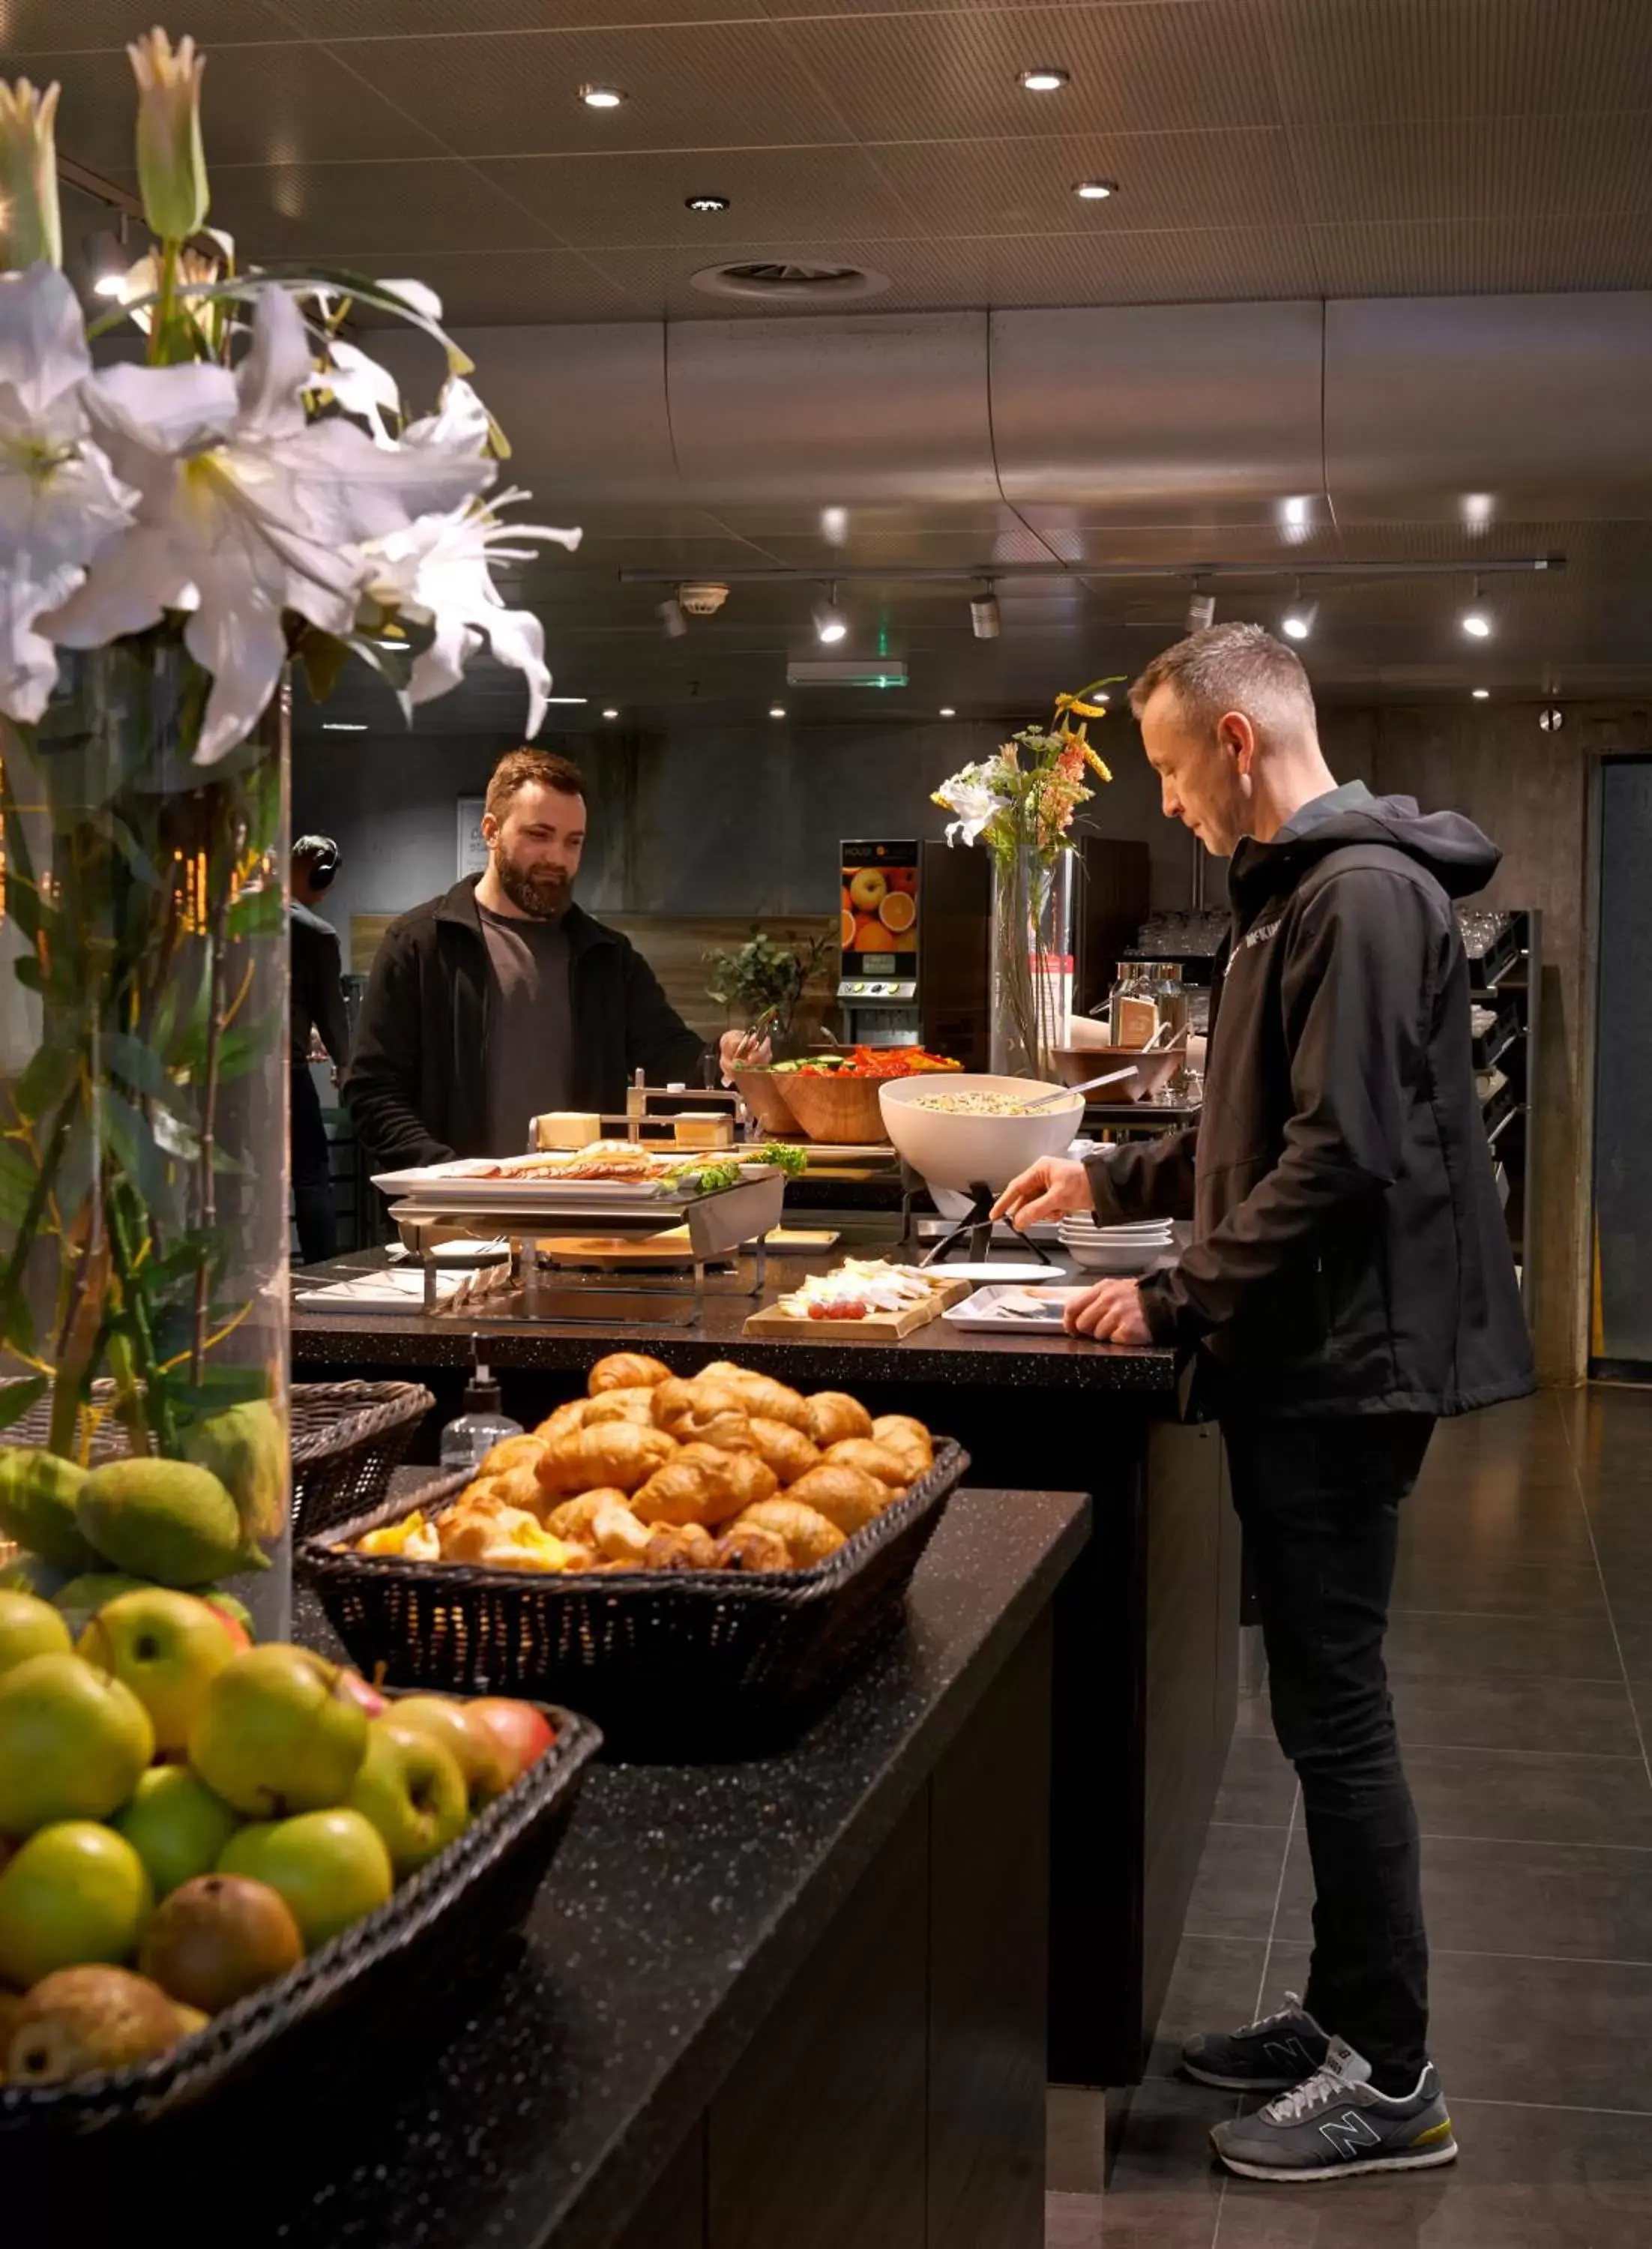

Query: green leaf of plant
left=0, top=1140, right=39, bottom=1231
left=0, top=1375, right=48, bottom=1430
left=16, top=1042, right=77, bottom=1122
left=104, top=1032, right=175, bottom=1104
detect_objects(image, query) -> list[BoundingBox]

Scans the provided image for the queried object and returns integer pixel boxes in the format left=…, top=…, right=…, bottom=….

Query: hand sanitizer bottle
left=440, top=1335, right=523, bottom=1472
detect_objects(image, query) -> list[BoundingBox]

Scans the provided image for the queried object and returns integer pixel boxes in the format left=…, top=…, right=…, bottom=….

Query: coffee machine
left=836, top=837, right=990, bottom=1068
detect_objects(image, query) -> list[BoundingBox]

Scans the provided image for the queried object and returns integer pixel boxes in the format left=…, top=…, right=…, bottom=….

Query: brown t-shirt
left=478, top=903, right=574, bottom=1154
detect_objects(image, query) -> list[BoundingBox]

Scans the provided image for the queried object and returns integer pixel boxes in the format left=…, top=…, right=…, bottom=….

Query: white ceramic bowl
left=879, top=1074, right=1084, bottom=1193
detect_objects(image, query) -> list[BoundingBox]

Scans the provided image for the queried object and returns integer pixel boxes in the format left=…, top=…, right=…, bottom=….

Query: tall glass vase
left=989, top=847, right=1074, bottom=1081
left=0, top=638, right=292, bottom=1637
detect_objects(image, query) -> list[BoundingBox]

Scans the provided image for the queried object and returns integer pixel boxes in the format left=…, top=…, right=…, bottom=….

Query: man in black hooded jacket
left=997, top=623, right=1533, bottom=2185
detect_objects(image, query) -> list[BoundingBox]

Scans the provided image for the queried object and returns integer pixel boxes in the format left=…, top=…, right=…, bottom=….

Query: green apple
left=187, top=1645, right=369, bottom=1819
left=78, top=1588, right=239, bottom=1753
left=347, top=1718, right=468, bottom=1878
left=0, top=1821, right=154, bottom=1987
left=0, top=1589, right=72, bottom=1676
left=218, top=1810, right=393, bottom=1950
left=115, top=1765, right=241, bottom=1900
left=388, top=1695, right=513, bottom=1810
left=0, top=1652, right=154, bottom=1836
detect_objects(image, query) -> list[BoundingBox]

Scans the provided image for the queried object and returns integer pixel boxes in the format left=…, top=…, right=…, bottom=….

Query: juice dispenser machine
left=836, top=837, right=990, bottom=1068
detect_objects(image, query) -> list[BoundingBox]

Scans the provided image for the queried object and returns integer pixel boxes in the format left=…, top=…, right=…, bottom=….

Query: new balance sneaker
left=1210, top=2036, right=1459, bottom=2183
left=1180, top=1992, right=1330, bottom=2091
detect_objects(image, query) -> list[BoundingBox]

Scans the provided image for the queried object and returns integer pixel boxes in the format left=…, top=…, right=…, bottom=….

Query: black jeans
left=1223, top=1412, right=1435, bottom=2083
left=291, top=1066, right=337, bottom=1267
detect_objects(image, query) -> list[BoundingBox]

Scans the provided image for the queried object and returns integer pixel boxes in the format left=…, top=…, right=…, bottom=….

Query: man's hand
left=1064, top=1278, right=1154, bottom=1343
left=991, top=1156, right=1096, bottom=1230
left=720, top=1028, right=773, bottom=1079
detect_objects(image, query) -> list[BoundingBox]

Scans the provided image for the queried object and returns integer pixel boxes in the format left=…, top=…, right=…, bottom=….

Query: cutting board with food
left=744, top=1259, right=974, bottom=1339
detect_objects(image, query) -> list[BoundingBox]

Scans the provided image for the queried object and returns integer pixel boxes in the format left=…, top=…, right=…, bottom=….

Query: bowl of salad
left=879, top=1073, right=1082, bottom=1190
left=771, top=1047, right=962, bottom=1145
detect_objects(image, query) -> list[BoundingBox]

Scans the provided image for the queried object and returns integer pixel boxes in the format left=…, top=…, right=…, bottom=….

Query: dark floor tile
left=1588, top=1550, right=1652, bottom=1610
left=1267, top=1938, right=1652, bottom=2109
left=1626, top=1680, right=1652, bottom=1746
left=1391, top=1547, right=1607, bottom=1619
left=1382, top=1609, right=1621, bottom=1683
left=1387, top=1673, right=1644, bottom=1755
left=1099, top=2080, right=1229, bottom=2249
left=1043, top=2189, right=1104, bottom=2249
left=1214, top=1735, right=1299, bottom=1828
left=1145, top=1932, right=1271, bottom=2079
left=1214, top=2096, right=1652, bottom=2247
left=1274, top=1828, right=1652, bottom=1963
left=1046, top=2086, right=1109, bottom=2197
left=1608, top=1615, right=1652, bottom=1684
left=1398, top=1744, right=1652, bottom=1849
left=1184, top=1822, right=1291, bottom=1942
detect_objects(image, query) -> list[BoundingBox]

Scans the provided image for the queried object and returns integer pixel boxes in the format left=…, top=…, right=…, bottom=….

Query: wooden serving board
left=743, top=1273, right=974, bottom=1340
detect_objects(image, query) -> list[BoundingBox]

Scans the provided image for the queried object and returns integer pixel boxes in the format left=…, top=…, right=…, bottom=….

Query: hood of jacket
left=1229, top=780, right=1502, bottom=922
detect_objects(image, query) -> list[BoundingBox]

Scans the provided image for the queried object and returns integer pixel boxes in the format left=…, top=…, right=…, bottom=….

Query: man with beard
left=346, top=747, right=762, bottom=1166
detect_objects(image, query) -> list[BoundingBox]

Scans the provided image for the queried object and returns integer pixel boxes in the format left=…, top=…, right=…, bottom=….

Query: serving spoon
left=1019, top=1065, right=1138, bottom=1109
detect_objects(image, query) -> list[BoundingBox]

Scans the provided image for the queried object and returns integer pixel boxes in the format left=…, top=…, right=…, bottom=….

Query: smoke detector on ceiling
left=690, top=261, right=891, bottom=305
left=678, top=582, right=729, bottom=616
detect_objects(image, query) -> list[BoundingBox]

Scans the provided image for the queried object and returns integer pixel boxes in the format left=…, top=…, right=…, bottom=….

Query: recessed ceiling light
left=685, top=194, right=729, bottom=214
left=544, top=696, right=589, bottom=705
left=1073, top=179, right=1118, bottom=201
left=579, top=83, right=625, bottom=109
left=769, top=705, right=787, bottom=719
left=1471, top=688, right=1490, bottom=700
left=938, top=706, right=956, bottom=718
left=602, top=707, right=619, bottom=720
left=1019, top=66, right=1069, bottom=92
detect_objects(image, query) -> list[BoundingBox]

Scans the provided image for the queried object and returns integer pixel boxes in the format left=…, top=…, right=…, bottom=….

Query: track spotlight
left=971, top=587, right=1001, bottom=640
left=815, top=585, right=848, bottom=645
left=1282, top=586, right=1316, bottom=641
left=1187, top=588, right=1216, bottom=632
left=1461, top=578, right=1492, bottom=639
left=658, top=594, right=687, bottom=639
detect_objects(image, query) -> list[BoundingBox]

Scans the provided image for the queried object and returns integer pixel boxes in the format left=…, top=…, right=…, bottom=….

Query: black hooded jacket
left=1084, top=783, right=1536, bottom=1418
left=343, top=879, right=707, bottom=1169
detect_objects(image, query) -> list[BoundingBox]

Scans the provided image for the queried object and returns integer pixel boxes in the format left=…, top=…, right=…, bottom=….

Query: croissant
left=481, top=1462, right=553, bottom=1516
left=438, top=1502, right=543, bottom=1562
left=588, top=1352, right=673, bottom=1395
left=785, top=1463, right=887, bottom=1535
left=651, top=1376, right=756, bottom=1449
left=871, top=1414, right=934, bottom=1478
left=731, top=1499, right=845, bottom=1568
left=696, top=1364, right=812, bottom=1432
left=534, top=1398, right=589, bottom=1442
left=821, top=1439, right=910, bottom=1489
left=631, top=1442, right=777, bottom=1528
left=641, top=1522, right=719, bottom=1572
left=804, top=1391, right=874, bottom=1448
left=746, top=1416, right=822, bottom=1486
left=714, top=1522, right=794, bottom=1574
left=583, top=1385, right=663, bottom=1427
left=534, top=1421, right=676, bottom=1497
left=477, top=1434, right=546, bottom=1480
left=544, top=1489, right=637, bottom=1544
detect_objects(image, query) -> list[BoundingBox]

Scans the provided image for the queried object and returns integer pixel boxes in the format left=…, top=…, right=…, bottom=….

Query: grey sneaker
left=1181, top=1991, right=1330, bottom=2091
left=1211, top=2036, right=1459, bottom=2183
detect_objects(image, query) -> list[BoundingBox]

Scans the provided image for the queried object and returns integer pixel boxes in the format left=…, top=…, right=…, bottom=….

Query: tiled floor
left=1048, top=1383, right=1652, bottom=2248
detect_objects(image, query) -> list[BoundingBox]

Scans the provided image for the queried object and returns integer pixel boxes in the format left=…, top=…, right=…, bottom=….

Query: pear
left=0, top=1448, right=97, bottom=1572
left=139, top=1872, right=303, bottom=2013
left=180, top=1400, right=286, bottom=1544
left=76, top=1458, right=259, bottom=1587
left=6, top=1965, right=184, bottom=2084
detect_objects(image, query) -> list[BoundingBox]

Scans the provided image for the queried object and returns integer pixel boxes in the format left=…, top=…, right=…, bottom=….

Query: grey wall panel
left=1326, top=292, right=1652, bottom=521
left=990, top=302, right=1326, bottom=525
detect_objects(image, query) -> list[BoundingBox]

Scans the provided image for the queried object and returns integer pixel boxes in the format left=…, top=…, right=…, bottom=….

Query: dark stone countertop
left=293, top=1250, right=1178, bottom=1397
left=261, top=1484, right=1089, bottom=2249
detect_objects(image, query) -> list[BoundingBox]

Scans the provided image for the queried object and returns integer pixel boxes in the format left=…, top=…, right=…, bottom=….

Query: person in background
left=346, top=747, right=766, bottom=1169
left=995, top=623, right=1534, bottom=2186
left=290, top=835, right=352, bottom=1265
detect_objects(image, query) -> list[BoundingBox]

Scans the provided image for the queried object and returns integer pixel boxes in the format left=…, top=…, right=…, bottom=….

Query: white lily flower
left=0, top=265, right=135, bottom=721
left=364, top=489, right=582, bottom=738
left=0, top=78, right=63, bottom=272
left=46, top=283, right=494, bottom=762
left=307, top=337, right=401, bottom=448
left=932, top=765, right=1005, bottom=848
left=127, top=28, right=209, bottom=244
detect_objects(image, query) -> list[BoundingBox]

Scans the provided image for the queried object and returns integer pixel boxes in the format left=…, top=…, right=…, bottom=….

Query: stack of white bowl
left=1058, top=1214, right=1177, bottom=1273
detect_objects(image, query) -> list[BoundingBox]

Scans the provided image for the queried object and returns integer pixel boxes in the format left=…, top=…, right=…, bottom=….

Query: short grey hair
left=1128, top=621, right=1317, bottom=741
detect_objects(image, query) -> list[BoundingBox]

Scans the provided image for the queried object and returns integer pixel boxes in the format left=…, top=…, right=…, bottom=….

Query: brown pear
left=139, top=1872, right=303, bottom=2014
left=7, top=1966, right=184, bottom=2083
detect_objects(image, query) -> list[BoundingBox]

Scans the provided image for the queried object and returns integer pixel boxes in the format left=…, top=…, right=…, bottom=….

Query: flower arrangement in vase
left=932, top=683, right=1117, bottom=1080
left=0, top=33, right=579, bottom=1628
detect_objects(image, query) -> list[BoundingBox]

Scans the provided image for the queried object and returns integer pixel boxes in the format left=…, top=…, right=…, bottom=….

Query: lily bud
left=0, top=78, right=64, bottom=271
left=127, top=28, right=209, bottom=244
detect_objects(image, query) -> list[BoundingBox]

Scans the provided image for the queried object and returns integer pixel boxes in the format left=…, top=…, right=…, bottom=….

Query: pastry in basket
left=534, top=1398, right=590, bottom=1442
left=804, top=1391, right=875, bottom=1448
left=479, top=1462, right=551, bottom=1514
left=714, top=1521, right=795, bottom=1573
left=588, top=1351, right=673, bottom=1394
left=821, top=1438, right=910, bottom=1489
left=477, top=1433, right=548, bottom=1479
left=583, top=1385, right=664, bottom=1427
left=872, top=1413, right=934, bottom=1479
left=696, top=1364, right=812, bottom=1432
left=536, top=1421, right=676, bottom=1497
left=543, top=1491, right=652, bottom=1565
left=745, top=1417, right=822, bottom=1486
left=355, top=1509, right=439, bottom=1561
left=439, top=1504, right=580, bottom=1572
left=650, top=1376, right=757, bottom=1450
left=642, top=1522, right=718, bottom=1571
left=731, top=1498, right=845, bottom=1567
left=631, top=1442, right=777, bottom=1529
left=785, top=1462, right=887, bottom=1535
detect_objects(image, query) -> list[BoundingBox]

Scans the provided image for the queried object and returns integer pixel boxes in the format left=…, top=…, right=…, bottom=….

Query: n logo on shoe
left=1319, top=2110, right=1383, bottom=2161
left=1262, top=2036, right=1314, bottom=2074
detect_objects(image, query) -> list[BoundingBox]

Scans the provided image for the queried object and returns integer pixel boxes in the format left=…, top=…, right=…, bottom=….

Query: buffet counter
left=295, top=1250, right=1238, bottom=2094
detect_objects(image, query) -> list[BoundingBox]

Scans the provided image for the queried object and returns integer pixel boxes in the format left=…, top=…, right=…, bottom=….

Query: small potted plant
left=704, top=928, right=831, bottom=1057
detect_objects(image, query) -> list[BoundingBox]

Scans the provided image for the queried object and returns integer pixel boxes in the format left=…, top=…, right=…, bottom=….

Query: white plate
left=372, top=1157, right=774, bottom=1208
left=1065, top=1242, right=1175, bottom=1274
left=914, top=1260, right=1067, bottom=1284
left=942, top=1283, right=1092, bottom=1333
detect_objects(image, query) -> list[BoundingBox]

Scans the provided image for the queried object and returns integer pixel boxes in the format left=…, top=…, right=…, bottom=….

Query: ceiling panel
left=872, top=124, right=1305, bottom=233
left=1260, top=0, right=1652, bottom=125
left=199, top=159, right=554, bottom=259
left=347, top=247, right=648, bottom=324
left=0, top=0, right=292, bottom=49
left=1306, top=211, right=1652, bottom=297
left=780, top=4, right=1285, bottom=142
left=585, top=235, right=995, bottom=317
left=746, top=527, right=1062, bottom=567
left=975, top=221, right=1321, bottom=303
left=352, top=23, right=849, bottom=160
left=475, top=144, right=921, bottom=247
left=284, top=0, right=771, bottom=31
left=1286, top=112, right=1652, bottom=227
